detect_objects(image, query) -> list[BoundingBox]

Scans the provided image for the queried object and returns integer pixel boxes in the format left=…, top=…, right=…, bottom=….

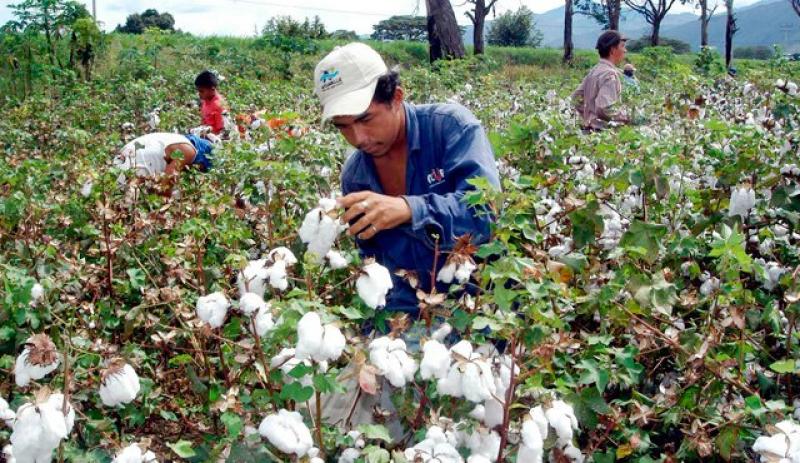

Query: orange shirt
left=201, top=92, right=227, bottom=134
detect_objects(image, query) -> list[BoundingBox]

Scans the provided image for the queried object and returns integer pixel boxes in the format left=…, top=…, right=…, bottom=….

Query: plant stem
left=496, top=335, right=518, bottom=463
left=315, top=389, right=324, bottom=458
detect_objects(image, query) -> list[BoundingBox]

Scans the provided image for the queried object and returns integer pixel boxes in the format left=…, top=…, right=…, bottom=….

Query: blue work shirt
left=341, top=102, right=501, bottom=314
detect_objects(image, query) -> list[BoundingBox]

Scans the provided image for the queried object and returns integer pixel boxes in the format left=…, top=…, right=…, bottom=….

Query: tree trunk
left=699, top=0, right=709, bottom=47
left=473, top=1, right=486, bottom=55
left=608, top=0, right=621, bottom=30
left=564, top=0, right=574, bottom=63
left=725, top=0, right=736, bottom=68
left=792, top=0, right=800, bottom=17
left=42, top=3, right=58, bottom=80
left=650, top=17, right=661, bottom=46
left=426, top=0, right=466, bottom=62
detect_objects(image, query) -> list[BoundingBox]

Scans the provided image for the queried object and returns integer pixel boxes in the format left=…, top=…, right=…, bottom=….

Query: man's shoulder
left=413, top=102, right=480, bottom=128
left=341, top=149, right=366, bottom=182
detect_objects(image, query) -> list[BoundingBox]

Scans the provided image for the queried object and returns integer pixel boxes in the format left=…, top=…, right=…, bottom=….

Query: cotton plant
left=294, top=311, right=346, bottom=363
left=356, top=260, right=393, bottom=309
left=271, top=348, right=315, bottom=387
left=10, top=389, right=75, bottom=463
left=112, top=443, right=158, bottom=463
left=15, top=334, right=60, bottom=388
left=99, top=359, right=141, bottom=407
left=239, top=293, right=274, bottom=336
left=752, top=419, right=800, bottom=462
left=299, top=196, right=346, bottom=259
left=195, top=292, right=230, bottom=329
left=368, top=336, right=417, bottom=388
left=404, top=425, right=463, bottom=463
left=237, top=247, right=298, bottom=297
left=258, top=409, right=314, bottom=457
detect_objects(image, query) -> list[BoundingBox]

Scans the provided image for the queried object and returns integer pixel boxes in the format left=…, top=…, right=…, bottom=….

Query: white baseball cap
left=314, top=42, right=389, bottom=121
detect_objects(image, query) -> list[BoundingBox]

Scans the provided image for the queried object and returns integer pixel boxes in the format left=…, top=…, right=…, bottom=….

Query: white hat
left=314, top=42, right=389, bottom=121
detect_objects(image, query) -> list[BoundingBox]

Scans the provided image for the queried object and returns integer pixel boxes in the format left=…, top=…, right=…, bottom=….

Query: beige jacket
left=571, top=59, right=627, bottom=130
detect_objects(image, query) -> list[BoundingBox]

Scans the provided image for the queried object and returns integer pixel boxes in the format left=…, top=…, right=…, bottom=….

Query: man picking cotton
left=313, top=42, right=500, bottom=315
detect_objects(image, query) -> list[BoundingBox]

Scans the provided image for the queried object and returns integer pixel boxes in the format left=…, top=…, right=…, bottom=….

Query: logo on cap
left=319, top=68, right=343, bottom=92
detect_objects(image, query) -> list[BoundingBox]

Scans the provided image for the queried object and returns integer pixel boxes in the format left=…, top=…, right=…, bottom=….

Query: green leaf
left=126, top=268, right=146, bottom=291
left=715, top=425, right=739, bottom=461
left=493, top=281, right=518, bottom=311
left=279, top=381, right=314, bottom=402
left=577, top=359, right=610, bottom=393
left=313, top=373, right=344, bottom=394
left=619, top=221, right=667, bottom=263
left=569, top=201, right=603, bottom=249
left=168, top=440, right=196, bottom=459
left=363, top=445, right=391, bottom=463
left=221, top=412, right=243, bottom=438
left=168, top=354, right=194, bottom=368
left=357, top=424, right=394, bottom=443
left=287, top=363, right=314, bottom=379
left=769, top=359, right=799, bottom=374
left=745, top=395, right=766, bottom=418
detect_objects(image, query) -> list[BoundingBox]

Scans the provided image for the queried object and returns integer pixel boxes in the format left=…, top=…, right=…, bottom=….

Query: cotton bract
left=258, top=409, right=314, bottom=457
left=196, top=292, right=230, bottom=328
left=112, top=443, right=158, bottom=463
left=99, top=361, right=141, bottom=407
left=356, top=262, right=393, bottom=309
left=15, top=334, right=60, bottom=388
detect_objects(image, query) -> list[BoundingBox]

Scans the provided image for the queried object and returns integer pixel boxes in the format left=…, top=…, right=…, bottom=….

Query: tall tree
left=464, top=0, right=499, bottom=55
left=564, top=0, right=574, bottom=62
left=487, top=6, right=542, bottom=47
left=371, top=16, right=427, bottom=41
left=697, top=0, right=717, bottom=47
left=623, top=0, right=687, bottom=46
left=724, top=0, right=737, bottom=68
left=426, top=0, right=465, bottom=62
left=575, top=0, right=622, bottom=30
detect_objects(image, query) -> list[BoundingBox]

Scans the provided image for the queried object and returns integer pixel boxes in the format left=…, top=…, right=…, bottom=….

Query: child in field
left=195, top=70, right=228, bottom=135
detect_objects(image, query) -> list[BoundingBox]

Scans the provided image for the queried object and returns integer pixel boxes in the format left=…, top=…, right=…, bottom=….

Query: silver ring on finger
left=360, top=200, right=369, bottom=210
left=370, top=224, right=378, bottom=234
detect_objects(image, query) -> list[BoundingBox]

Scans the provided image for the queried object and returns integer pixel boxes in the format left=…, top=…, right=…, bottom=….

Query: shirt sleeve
left=594, top=73, right=622, bottom=120
left=402, top=121, right=500, bottom=251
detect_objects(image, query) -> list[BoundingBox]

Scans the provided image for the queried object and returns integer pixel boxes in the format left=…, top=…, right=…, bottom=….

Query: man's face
left=610, top=40, right=627, bottom=65
left=197, top=86, right=216, bottom=101
left=331, top=91, right=404, bottom=158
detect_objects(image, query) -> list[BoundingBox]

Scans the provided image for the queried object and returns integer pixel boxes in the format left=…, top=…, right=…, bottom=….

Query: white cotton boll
left=252, top=305, right=275, bottom=337
left=315, top=324, right=346, bottom=362
left=437, top=263, right=457, bottom=284
left=462, top=362, right=491, bottom=403
left=266, top=260, right=290, bottom=291
left=561, top=443, right=585, bottom=463
left=530, top=406, right=549, bottom=441
left=11, top=393, right=75, bottom=463
left=259, top=409, right=314, bottom=457
left=2, top=445, right=14, bottom=463
left=700, top=276, right=720, bottom=296
left=432, top=323, right=452, bottom=342
left=548, top=239, right=573, bottom=259
left=469, top=405, right=486, bottom=421
left=546, top=400, right=579, bottom=446
left=338, top=448, right=361, bottom=463
left=310, top=458, right=324, bottom=463
left=437, top=364, right=464, bottom=397
left=521, top=419, right=545, bottom=463
left=113, top=443, right=159, bottom=463
left=420, top=340, right=451, bottom=380
left=356, top=262, right=393, bottom=309
left=753, top=434, right=788, bottom=458
left=454, top=261, right=477, bottom=284
left=196, top=292, right=230, bottom=328
left=295, top=312, right=324, bottom=361
left=483, top=397, right=505, bottom=428
left=15, top=334, right=60, bottom=387
left=369, top=337, right=417, bottom=388
left=81, top=180, right=93, bottom=198
left=99, top=363, right=141, bottom=407
left=762, top=261, right=786, bottom=290
left=325, top=250, right=349, bottom=269
left=30, top=282, right=44, bottom=307
left=450, top=340, right=474, bottom=360
left=788, top=82, right=798, bottom=96
left=239, top=292, right=267, bottom=317
left=0, top=397, right=15, bottom=427
left=467, top=456, right=491, bottom=463
left=774, top=224, right=789, bottom=238
left=268, top=247, right=297, bottom=266
left=238, top=259, right=270, bottom=297
left=464, top=429, right=500, bottom=459
left=728, top=187, right=756, bottom=218
left=299, top=203, right=342, bottom=259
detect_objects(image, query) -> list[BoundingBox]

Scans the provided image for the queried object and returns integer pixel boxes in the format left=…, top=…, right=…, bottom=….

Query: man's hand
left=338, top=191, right=412, bottom=240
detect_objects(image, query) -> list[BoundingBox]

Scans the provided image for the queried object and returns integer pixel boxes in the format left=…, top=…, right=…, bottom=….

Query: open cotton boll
left=437, top=363, right=465, bottom=397
left=99, top=360, right=141, bottom=407
left=299, top=199, right=344, bottom=259
left=545, top=400, right=579, bottom=446
left=0, top=397, right=15, bottom=427
left=437, top=263, right=457, bottom=284
left=356, top=261, right=393, bottom=309
left=239, top=292, right=268, bottom=317
left=521, top=418, right=545, bottom=463
left=420, top=340, right=451, bottom=380
left=325, top=249, right=349, bottom=269
left=2, top=445, right=14, bottom=463
left=258, top=409, right=314, bottom=457
left=461, top=360, right=496, bottom=403
left=268, top=247, right=297, bottom=266
left=728, top=187, right=756, bottom=218
left=252, top=305, right=275, bottom=337
left=530, top=406, right=549, bottom=441
left=266, top=260, right=290, bottom=291
left=11, top=392, right=75, bottom=463
left=237, top=259, right=270, bottom=297
left=315, top=324, right=346, bottom=362
left=113, top=443, right=159, bottom=463
left=463, top=429, right=501, bottom=460
left=30, top=283, right=44, bottom=306
left=432, top=323, right=452, bottom=342
left=15, top=333, right=60, bottom=387
left=404, top=432, right=463, bottom=463
left=560, top=443, right=586, bottom=463
left=338, top=448, right=361, bottom=463
left=196, top=292, right=230, bottom=328
left=295, top=312, right=324, bottom=360
left=369, top=337, right=417, bottom=388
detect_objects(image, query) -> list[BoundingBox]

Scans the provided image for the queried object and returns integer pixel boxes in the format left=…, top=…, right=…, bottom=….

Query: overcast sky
left=0, top=0, right=763, bottom=37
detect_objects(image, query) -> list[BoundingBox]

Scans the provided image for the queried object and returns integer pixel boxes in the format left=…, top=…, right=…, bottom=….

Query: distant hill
left=463, top=0, right=800, bottom=53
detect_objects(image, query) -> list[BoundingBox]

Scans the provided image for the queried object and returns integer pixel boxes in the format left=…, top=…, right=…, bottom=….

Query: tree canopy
left=116, top=9, right=175, bottom=34
left=486, top=6, right=542, bottom=47
left=371, top=15, right=428, bottom=42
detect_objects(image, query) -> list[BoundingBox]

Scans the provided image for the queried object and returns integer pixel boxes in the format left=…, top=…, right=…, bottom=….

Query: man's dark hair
left=596, top=30, right=625, bottom=58
left=372, top=70, right=400, bottom=105
left=195, top=70, right=219, bottom=89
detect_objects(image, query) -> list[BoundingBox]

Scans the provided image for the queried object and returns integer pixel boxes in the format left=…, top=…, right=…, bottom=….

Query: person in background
left=572, top=30, right=630, bottom=130
left=622, top=63, right=640, bottom=90
left=195, top=70, right=228, bottom=135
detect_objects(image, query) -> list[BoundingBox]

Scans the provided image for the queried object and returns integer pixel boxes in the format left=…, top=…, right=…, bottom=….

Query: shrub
left=628, top=36, right=691, bottom=54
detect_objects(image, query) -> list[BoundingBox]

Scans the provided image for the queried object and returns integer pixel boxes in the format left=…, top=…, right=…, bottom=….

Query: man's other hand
left=338, top=191, right=412, bottom=240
